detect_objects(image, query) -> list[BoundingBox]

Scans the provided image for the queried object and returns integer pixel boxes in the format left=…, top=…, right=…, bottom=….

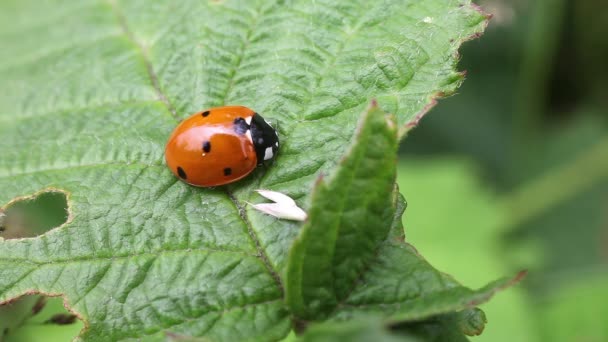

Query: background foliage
left=400, top=0, right=608, bottom=341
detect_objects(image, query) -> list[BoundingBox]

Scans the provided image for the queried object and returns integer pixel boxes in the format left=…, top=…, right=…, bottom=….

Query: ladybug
left=165, top=106, right=279, bottom=187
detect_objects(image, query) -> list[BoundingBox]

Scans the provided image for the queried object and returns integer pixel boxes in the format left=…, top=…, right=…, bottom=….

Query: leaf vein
left=0, top=247, right=256, bottom=267
left=104, top=0, right=179, bottom=122
left=220, top=3, right=266, bottom=105
left=125, top=297, right=284, bottom=341
left=224, top=189, right=284, bottom=296
left=0, top=161, right=162, bottom=180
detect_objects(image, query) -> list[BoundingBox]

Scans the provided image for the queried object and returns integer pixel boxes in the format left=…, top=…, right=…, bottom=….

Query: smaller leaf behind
left=296, top=316, right=411, bottom=342
left=286, top=101, right=398, bottom=319
left=297, top=311, right=478, bottom=342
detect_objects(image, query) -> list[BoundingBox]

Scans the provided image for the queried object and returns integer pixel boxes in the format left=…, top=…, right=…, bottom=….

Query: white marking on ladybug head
left=245, top=129, right=253, bottom=143
left=245, top=116, right=252, bottom=125
left=264, top=147, right=274, bottom=160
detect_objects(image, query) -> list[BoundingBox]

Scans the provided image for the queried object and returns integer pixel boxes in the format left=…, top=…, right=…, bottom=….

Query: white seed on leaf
left=249, top=190, right=307, bottom=221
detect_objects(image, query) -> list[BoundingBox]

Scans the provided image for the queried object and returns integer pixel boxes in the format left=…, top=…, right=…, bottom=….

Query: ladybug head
left=250, top=113, right=279, bottom=165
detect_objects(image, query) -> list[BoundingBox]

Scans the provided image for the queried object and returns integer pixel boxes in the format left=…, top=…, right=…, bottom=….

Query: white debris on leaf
left=255, top=190, right=296, bottom=205
left=249, top=190, right=308, bottom=221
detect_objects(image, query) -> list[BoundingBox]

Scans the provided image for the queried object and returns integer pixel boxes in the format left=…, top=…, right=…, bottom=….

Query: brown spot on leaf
left=46, top=313, right=78, bottom=325
left=32, top=296, right=47, bottom=315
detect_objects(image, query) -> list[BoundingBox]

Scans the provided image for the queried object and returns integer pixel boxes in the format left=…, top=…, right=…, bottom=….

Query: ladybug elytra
left=165, top=106, right=279, bottom=187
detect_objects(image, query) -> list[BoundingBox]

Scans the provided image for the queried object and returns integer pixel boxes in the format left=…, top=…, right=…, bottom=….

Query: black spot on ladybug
left=233, top=117, right=249, bottom=135
left=177, top=167, right=187, bottom=179
left=223, top=167, right=232, bottom=176
left=202, top=111, right=210, bottom=117
left=202, top=141, right=211, bottom=153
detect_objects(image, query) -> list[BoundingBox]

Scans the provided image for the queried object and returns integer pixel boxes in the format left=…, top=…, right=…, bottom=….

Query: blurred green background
left=2, top=0, right=607, bottom=341
left=397, top=0, right=608, bottom=341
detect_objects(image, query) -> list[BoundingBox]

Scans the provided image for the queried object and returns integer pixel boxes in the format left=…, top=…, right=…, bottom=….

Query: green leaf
left=286, top=102, right=398, bottom=318
left=287, top=115, right=523, bottom=328
left=0, top=0, right=490, bottom=340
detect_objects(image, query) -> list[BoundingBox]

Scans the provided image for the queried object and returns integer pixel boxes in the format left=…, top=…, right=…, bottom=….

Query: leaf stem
left=224, top=189, right=285, bottom=295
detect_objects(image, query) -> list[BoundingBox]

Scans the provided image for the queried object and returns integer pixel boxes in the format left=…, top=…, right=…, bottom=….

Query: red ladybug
left=165, top=106, right=279, bottom=187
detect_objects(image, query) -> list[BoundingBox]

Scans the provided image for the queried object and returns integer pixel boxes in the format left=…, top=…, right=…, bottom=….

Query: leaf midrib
left=0, top=243, right=257, bottom=266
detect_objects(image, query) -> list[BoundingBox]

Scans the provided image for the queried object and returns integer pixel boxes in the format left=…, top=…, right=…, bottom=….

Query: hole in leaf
left=0, top=294, right=83, bottom=342
left=0, top=189, right=70, bottom=239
